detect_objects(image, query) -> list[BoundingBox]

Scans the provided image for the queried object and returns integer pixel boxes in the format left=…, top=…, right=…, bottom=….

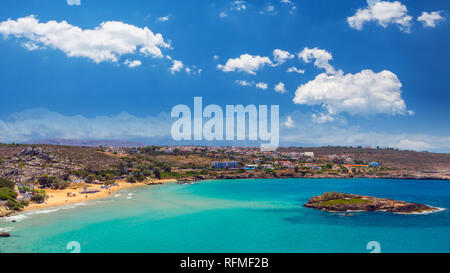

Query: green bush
left=0, top=178, right=15, bottom=189
left=142, top=169, right=152, bottom=177
left=320, top=191, right=345, bottom=201
left=37, top=175, right=58, bottom=188
left=154, top=168, right=161, bottom=180
left=127, top=175, right=137, bottom=183
left=0, top=187, right=17, bottom=200
left=6, top=199, right=29, bottom=211
left=30, top=190, right=46, bottom=203
left=85, top=174, right=97, bottom=183
left=51, top=180, right=70, bottom=190
left=104, top=180, right=115, bottom=186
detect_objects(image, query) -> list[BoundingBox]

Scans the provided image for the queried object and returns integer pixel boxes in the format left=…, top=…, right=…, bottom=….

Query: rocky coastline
left=178, top=172, right=450, bottom=182
left=0, top=205, right=12, bottom=218
left=304, top=192, right=439, bottom=214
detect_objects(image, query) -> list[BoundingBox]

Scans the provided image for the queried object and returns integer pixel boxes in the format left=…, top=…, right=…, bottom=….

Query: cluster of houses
left=208, top=149, right=381, bottom=172
left=115, top=145, right=382, bottom=173
left=105, top=147, right=127, bottom=155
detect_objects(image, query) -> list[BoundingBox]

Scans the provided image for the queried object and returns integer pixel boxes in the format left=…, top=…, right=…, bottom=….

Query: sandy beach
left=24, top=179, right=177, bottom=211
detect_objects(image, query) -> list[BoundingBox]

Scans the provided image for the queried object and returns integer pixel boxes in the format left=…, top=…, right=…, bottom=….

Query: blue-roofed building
left=369, top=162, right=381, bottom=167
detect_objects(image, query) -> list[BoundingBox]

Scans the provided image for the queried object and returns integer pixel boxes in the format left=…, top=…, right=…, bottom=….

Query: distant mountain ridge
left=26, top=138, right=146, bottom=148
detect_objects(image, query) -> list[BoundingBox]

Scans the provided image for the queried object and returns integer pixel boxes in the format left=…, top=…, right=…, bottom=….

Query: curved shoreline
left=22, top=179, right=177, bottom=212
left=2, top=177, right=447, bottom=218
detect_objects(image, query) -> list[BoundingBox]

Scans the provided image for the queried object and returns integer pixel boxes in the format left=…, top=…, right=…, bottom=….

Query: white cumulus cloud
left=347, top=1, right=413, bottom=32
left=231, top=1, right=247, bottom=11
left=274, top=82, right=287, bottom=93
left=298, top=47, right=335, bottom=74
left=287, top=66, right=305, bottom=74
left=273, top=49, right=294, bottom=65
left=123, top=59, right=142, bottom=68
left=0, top=15, right=170, bottom=63
left=418, top=11, right=445, bottom=28
left=293, top=69, right=409, bottom=117
left=260, top=3, right=277, bottom=16
left=235, top=80, right=253, bottom=87
left=169, top=60, right=184, bottom=74
left=312, top=113, right=335, bottom=124
left=217, top=54, right=273, bottom=75
left=255, top=82, right=268, bottom=90
left=235, top=80, right=267, bottom=90
left=284, top=116, right=295, bottom=128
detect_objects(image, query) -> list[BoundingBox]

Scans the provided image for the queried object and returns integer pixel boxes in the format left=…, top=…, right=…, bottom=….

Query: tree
left=127, top=175, right=137, bottom=183
left=162, top=164, right=171, bottom=173
left=37, top=175, right=58, bottom=188
left=154, top=167, right=161, bottom=180
left=104, top=180, right=115, bottom=186
left=51, top=180, right=70, bottom=190
left=85, top=174, right=96, bottom=183
left=142, top=170, right=152, bottom=177
left=294, top=166, right=299, bottom=173
left=30, top=189, right=46, bottom=203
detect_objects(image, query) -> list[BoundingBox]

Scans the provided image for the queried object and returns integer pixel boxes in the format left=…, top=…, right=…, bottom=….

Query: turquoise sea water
left=0, top=178, right=449, bottom=253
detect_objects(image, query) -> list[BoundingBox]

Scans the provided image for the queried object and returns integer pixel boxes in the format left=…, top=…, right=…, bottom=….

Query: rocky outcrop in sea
left=304, top=192, right=438, bottom=214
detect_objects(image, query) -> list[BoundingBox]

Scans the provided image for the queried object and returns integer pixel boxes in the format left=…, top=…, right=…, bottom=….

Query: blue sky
left=0, top=0, right=449, bottom=152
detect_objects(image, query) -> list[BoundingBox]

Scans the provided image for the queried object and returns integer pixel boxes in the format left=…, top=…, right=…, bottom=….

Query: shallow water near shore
left=0, top=178, right=449, bottom=253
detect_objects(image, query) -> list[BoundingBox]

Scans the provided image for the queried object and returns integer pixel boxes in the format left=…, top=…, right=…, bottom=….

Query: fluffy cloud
left=293, top=69, right=409, bottom=117
left=312, top=113, right=335, bottom=124
left=0, top=15, right=170, bottom=63
left=287, top=66, right=305, bottom=74
left=273, top=49, right=294, bottom=65
left=260, top=3, right=277, bottom=16
left=274, top=82, right=287, bottom=93
left=347, top=1, right=413, bottom=32
left=298, top=47, right=335, bottom=74
left=231, top=1, right=247, bottom=11
left=66, top=0, right=81, bottom=6
left=157, top=15, right=171, bottom=22
left=283, top=116, right=295, bottom=128
left=184, top=66, right=202, bottom=75
left=235, top=80, right=253, bottom=87
left=169, top=60, right=184, bottom=74
left=255, top=82, right=268, bottom=90
left=418, top=11, right=445, bottom=28
left=235, top=80, right=267, bottom=90
left=123, top=59, right=142, bottom=68
left=217, top=54, right=273, bottom=74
